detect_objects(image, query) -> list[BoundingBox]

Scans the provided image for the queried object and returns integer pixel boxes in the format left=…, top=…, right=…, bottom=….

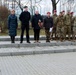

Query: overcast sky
left=2, top=0, right=76, bottom=15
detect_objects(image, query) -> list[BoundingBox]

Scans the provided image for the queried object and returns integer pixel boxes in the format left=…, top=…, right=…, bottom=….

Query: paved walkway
left=0, top=52, right=76, bottom=75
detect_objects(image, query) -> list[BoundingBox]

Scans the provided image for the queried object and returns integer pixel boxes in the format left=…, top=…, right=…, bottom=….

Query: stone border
left=0, top=42, right=76, bottom=48
left=0, top=48, right=76, bottom=56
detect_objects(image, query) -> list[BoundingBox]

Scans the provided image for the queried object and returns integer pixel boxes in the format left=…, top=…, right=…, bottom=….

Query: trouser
left=51, top=26, right=56, bottom=38
left=73, top=26, right=76, bottom=39
left=33, top=29, right=40, bottom=41
left=10, top=36, right=15, bottom=43
left=45, top=28, right=50, bottom=42
left=56, top=26, right=64, bottom=40
left=20, top=28, right=30, bottom=43
left=64, top=26, right=71, bottom=39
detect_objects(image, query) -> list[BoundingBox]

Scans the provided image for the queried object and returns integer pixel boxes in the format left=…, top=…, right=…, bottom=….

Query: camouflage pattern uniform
left=51, top=14, right=57, bottom=39
left=56, top=13, right=64, bottom=41
left=72, top=17, right=76, bottom=40
left=70, top=14, right=74, bottom=39
left=64, top=13, right=71, bottom=40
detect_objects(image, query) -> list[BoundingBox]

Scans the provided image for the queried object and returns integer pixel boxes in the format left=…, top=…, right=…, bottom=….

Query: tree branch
left=56, top=0, right=60, bottom=4
left=35, top=0, right=42, bottom=3
left=14, top=0, right=23, bottom=11
left=51, top=0, right=54, bottom=4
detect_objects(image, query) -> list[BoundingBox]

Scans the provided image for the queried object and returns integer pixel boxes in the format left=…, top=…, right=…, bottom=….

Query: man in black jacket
left=44, top=12, right=53, bottom=42
left=31, top=11, right=43, bottom=43
left=19, top=6, right=31, bottom=43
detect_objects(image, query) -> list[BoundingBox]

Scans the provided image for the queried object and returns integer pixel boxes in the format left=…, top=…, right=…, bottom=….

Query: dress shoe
left=27, top=41, right=31, bottom=43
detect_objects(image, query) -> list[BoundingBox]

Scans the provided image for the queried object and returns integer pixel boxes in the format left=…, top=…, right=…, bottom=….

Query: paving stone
left=1, top=52, right=76, bottom=75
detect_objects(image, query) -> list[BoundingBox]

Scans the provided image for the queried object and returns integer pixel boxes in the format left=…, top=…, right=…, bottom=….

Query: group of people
left=8, top=6, right=76, bottom=43
left=52, top=10, right=76, bottom=42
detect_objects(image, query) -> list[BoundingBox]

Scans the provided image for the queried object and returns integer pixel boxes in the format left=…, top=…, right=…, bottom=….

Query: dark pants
left=34, top=29, right=40, bottom=41
left=20, top=28, right=30, bottom=43
left=51, top=26, right=56, bottom=39
left=10, top=36, right=15, bottom=43
left=45, top=28, right=50, bottom=42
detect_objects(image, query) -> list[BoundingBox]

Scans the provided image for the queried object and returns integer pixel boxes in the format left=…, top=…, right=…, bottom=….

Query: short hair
left=24, top=6, right=28, bottom=8
left=11, top=9, right=15, bottom=12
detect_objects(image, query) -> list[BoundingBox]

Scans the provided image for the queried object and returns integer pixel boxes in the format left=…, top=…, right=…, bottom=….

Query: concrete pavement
left=0, top=36, right=76, bottom=75
left=0, top=52, right=76, bottom=75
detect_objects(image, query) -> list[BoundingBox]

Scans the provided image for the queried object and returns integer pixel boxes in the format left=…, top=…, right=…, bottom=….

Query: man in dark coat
left=31, top=11, right=43, bottom=43
left=19, top=6, right=31, bottom=43
left=8, top=9, right=18, bottom=43
left=44, top=12, right=53, bottom=42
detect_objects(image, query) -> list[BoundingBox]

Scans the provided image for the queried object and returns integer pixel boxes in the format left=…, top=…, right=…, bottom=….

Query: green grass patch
left=0, top=29, right=45, bottom=36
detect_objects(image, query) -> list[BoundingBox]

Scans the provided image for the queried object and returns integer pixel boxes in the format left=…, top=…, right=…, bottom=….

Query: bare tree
left=51, top=0, right=60, bottom=12
left=30, top=0, right=42, bottom=15
left=67, top=0, right=75, bottom=11
left=14, top=0, right=23, bottom=11
left=14, top=0, right=30, bottom=11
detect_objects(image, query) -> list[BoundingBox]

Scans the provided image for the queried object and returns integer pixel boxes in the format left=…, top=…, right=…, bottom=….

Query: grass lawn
left=0, top=29, right=45, bottom=36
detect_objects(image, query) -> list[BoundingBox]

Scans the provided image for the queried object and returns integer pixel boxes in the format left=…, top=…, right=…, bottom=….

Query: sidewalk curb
left=0, top=48, right=76, bottom=56
left=0, top=42, right=76, bottom=48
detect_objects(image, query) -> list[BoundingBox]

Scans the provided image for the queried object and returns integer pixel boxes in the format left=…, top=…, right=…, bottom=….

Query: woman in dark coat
left=8, top=9, right=18, bottom=43
left=32, top=11, right=43, bottom=43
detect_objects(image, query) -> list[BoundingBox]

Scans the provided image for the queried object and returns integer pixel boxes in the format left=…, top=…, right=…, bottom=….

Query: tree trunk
left=52, top=3, right=56, bottom=13
left=51, top=0, right=60, bottom=13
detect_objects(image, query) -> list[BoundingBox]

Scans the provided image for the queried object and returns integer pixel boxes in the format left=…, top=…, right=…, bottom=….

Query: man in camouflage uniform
left=62, top=10, right=66, bottom=41
left=64, top=10, right=72, bottom=40
left=70, top=12, right=74, bottom=39
left=56, top=12, right=64, bottom=41
left=62, top=10, right=65, bottom=19
left=72, top=16, right=76, bottom=41
left=51, top=10, right=57, bottom=40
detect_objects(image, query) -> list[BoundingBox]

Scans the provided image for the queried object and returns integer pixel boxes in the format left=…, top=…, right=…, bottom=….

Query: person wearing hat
left=64, top=10, right=72, bottom=41
left=61, top=10, right=66, bottom=41
left=72, top=16, right=76, bottom=41
left=70, top=12, right=75, bottom=39
left=44, top=12, right=53, bottom=42
left=62, top=10, right=65, bottom=16
left=51, top=10, right=57, bottom=40
left=56, top=12, right=65, bottom=41
left=19, top=6, right=31, bottom=43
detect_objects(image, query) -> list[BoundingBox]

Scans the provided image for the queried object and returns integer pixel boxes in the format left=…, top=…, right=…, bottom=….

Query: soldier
left=62, top=10, right=65, bottom=16
left=51, top=10, right=57, bottom=40
left=56, top=12, right=64, bottom=41
left=64, top=10, right=72, bottom=40
left=70, top=12, right=74, bottom=39
left=62, top=10, right=65, bottom=19
left=71, top=12, right=76, bottom=40
left=62, top=10, right=66, bottom=41
left=72, top=16, right=76, bottom=41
